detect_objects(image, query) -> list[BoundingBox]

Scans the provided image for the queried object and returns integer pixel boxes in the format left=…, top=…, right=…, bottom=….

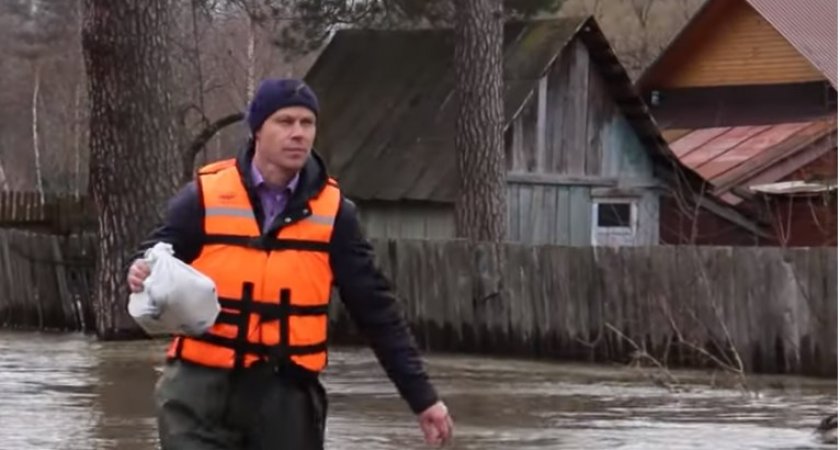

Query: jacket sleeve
left=329, top=198, right=440, bottom=414
left=129, top=181, right=204, bottom=265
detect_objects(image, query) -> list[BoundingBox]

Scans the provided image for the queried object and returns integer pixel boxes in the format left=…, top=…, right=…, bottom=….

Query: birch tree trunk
left=0, top=158, right=9, bottom=191
left=82, top=0, right=181, bottom=339
left=31, top=60, right=45, bottom=202
left=73, top=79, right=83, bottom=197
left=246, top=15, right=257, bottom=100
left=453, top=0, right=507, bottom=242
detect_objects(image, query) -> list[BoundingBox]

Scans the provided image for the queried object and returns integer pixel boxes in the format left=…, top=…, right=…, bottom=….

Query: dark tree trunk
left=81, top=0, right=181, bottom=340
left=453, top=0, right=507, bottom=242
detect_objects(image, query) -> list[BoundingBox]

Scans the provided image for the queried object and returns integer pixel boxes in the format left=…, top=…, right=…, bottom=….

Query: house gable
left=639, top=0, right=825, bottom=89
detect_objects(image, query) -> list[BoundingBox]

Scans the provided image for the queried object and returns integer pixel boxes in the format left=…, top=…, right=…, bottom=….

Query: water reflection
left=0, top=331, right=835, bottom=450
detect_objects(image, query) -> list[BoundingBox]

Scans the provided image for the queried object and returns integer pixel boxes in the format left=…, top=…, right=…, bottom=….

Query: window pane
left=597, top=203, right=631, bottom=227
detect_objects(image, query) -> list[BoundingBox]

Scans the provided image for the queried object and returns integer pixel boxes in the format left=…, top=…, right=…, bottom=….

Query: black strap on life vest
left=189, top=284, right=328, bottom=369
left=203, top=234, right=330, bottom=253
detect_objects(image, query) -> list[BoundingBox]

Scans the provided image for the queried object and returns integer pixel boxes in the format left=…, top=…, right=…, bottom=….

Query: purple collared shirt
left=251, top=160, right=299, bottom=232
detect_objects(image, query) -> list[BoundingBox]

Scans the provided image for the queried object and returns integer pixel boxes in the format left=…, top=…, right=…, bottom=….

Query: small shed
left=637, top=0, right=837, bottom=246
left=305, top=16, right=758, bottom=246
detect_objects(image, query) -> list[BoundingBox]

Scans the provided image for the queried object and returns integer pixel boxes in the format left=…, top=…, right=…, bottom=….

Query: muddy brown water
left=0, top=331, right=835, bottom=449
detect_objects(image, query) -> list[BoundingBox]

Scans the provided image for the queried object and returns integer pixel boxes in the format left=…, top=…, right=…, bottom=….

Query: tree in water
left=454, top=0, right=506, bottom=242
left=81, top=0, right=181, bottom=339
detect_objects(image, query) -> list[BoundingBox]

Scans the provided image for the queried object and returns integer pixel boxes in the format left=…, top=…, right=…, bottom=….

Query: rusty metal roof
left=304, top=17, right=695, bottom=202
left=745, top=0, right=837, bottom=88
left=666, top=118, right=837, bottom=204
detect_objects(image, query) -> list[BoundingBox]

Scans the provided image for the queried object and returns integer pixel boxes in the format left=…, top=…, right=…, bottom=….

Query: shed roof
left=305, top=17, right=693, bottom=203
left=665, top=117, right=837, bottom=204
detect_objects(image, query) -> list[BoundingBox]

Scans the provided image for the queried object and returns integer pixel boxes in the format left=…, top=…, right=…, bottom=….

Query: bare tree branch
left=182, top=111, right=244, bottom=180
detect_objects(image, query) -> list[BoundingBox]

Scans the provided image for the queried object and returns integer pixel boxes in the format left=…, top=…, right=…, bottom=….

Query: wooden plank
left=507, top=245, right=528, bottom=349
left=507, top=172, right=618, bottom=186
left=0, top=192, right=6, bottom=221
left=52, top=235, right=75, bottom=329
left=510, top=115, right=525, bottom=171
left=542, top=186, right=559, bottom=245
left=590, top=186, right=661, bottom=197
left=554, top=187, right=570, bottom=245
left=517, top=184, right=532, bottom=244
left=535, top=76, right=548, bottom=173
left=823, top=249, right=838, bottom=375
left=506, top=184, right=521, bottom=242
left=568, top=187, right=591, bottom=246
left=585, top=48, right=608, bottom=176
left=444, top=240, right=472, bottom=348
left=544, top=246, right=564, bottom=355
left=635, top=193, right=660, bottom=245
left=546, top=43, right=571, bottom=173
left=0, top=232, right=11, bottom=321
left=563, top=40, right=589, bottom=175
left=528, top=185, right=546, bottom=244
left=11, top=191, right=19, bottom=221
left=520, top=91, right=539, bottom=172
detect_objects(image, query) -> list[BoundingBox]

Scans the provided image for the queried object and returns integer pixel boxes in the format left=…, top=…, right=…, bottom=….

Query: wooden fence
left=0, top=191, right=94, bottom=231
left=0, top=232, right=836, bottom=376
left=0, top=230, right=95, bottom=331
left=333, top=240, right=837, bottom=377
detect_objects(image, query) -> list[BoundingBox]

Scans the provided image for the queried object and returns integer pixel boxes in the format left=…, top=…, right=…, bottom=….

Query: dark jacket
left=133, top=144, right=439, bottom=414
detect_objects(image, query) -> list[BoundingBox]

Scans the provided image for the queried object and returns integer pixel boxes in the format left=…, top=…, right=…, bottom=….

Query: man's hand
left=418, top=401, right=453, bottom=446
left=127, top=259, right=151, bottom=293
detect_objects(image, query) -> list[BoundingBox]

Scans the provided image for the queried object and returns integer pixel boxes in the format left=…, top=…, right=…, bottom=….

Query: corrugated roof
left=745, top=0, right=837, bottom=89
left=305, top=17, right=696, bottom=203
left=666, top=118, right=837, bottom=203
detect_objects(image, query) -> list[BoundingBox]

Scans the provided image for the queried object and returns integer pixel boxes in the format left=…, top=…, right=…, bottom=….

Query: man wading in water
left=127, top=78, right=454, bottom=449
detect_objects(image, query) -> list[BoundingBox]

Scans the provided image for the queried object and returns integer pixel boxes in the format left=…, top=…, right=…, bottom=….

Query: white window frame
left=591, top=198, right=638, bottom=246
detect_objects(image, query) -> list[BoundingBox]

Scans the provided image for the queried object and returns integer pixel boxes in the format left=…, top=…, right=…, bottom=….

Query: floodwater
left=0, top=330, right=835, bottom=450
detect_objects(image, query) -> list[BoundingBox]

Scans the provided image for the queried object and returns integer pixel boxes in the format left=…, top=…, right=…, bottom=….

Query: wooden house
left=637, top=0, right=837, bottom=246
left=304, top=16, right=763, bottom=246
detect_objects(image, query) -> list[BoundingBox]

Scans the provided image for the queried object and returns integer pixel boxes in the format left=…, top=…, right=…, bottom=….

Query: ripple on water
left=0, top=332, right=835, bottom=450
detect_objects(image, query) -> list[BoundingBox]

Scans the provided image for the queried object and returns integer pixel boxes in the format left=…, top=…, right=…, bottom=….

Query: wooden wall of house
left=506, top=183, right=591, bottom=245
left=504, top=38, right=661, bottom=246
left=506, top=181, right=660, bottom=246
left=762, top=194, right=838, bottom=247
left=357, top=200, right=455, bottom=240
left=507, top=39, right=657, bottom=180
left=648, top=0, right=824, bottom=88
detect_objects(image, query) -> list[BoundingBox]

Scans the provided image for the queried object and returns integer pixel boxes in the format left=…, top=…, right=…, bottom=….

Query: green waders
left=155, top=359, right=327, bottom=450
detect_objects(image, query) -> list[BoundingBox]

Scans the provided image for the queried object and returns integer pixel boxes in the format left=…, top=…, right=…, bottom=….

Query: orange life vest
left=166, top=158, right=340, bottom=373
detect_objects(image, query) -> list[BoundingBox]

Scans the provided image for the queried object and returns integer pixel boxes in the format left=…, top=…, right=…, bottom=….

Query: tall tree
left=453, top=0, right=507, bottom=241
left=2, top=0, right=74, bottom=195
left=81, top=0, right=181, bottom=339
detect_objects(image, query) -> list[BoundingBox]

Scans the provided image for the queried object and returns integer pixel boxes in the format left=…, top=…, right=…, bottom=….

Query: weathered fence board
left=0, top=230, right=94, bottom=331
left=0, top=191, right=94, bottom=231
left=331, top=240, right=837, bottom=377
left=0, top=232, right=836, bottom=377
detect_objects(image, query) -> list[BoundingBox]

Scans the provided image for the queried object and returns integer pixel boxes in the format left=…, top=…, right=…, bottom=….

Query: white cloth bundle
left=127, top=242, right=220, bottom=336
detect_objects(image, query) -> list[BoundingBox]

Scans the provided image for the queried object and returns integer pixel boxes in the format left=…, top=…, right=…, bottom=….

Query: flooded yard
left=0, top=331, right=835, bottom=449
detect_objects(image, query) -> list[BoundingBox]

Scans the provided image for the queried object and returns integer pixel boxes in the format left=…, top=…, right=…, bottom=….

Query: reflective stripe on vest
left=167, top=158, right=340, bottom=373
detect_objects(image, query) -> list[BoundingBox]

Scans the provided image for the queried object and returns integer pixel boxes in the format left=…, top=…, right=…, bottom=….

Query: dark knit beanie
left=246, top=78, right=320, bottom=133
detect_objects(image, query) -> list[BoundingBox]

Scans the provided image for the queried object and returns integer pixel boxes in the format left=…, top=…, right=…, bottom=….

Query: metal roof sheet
left=666, top=118, right=837, bottom=202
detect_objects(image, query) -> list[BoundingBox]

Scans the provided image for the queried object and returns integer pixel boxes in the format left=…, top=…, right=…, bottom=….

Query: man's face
left=254, top=106, right=316, bottom=172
